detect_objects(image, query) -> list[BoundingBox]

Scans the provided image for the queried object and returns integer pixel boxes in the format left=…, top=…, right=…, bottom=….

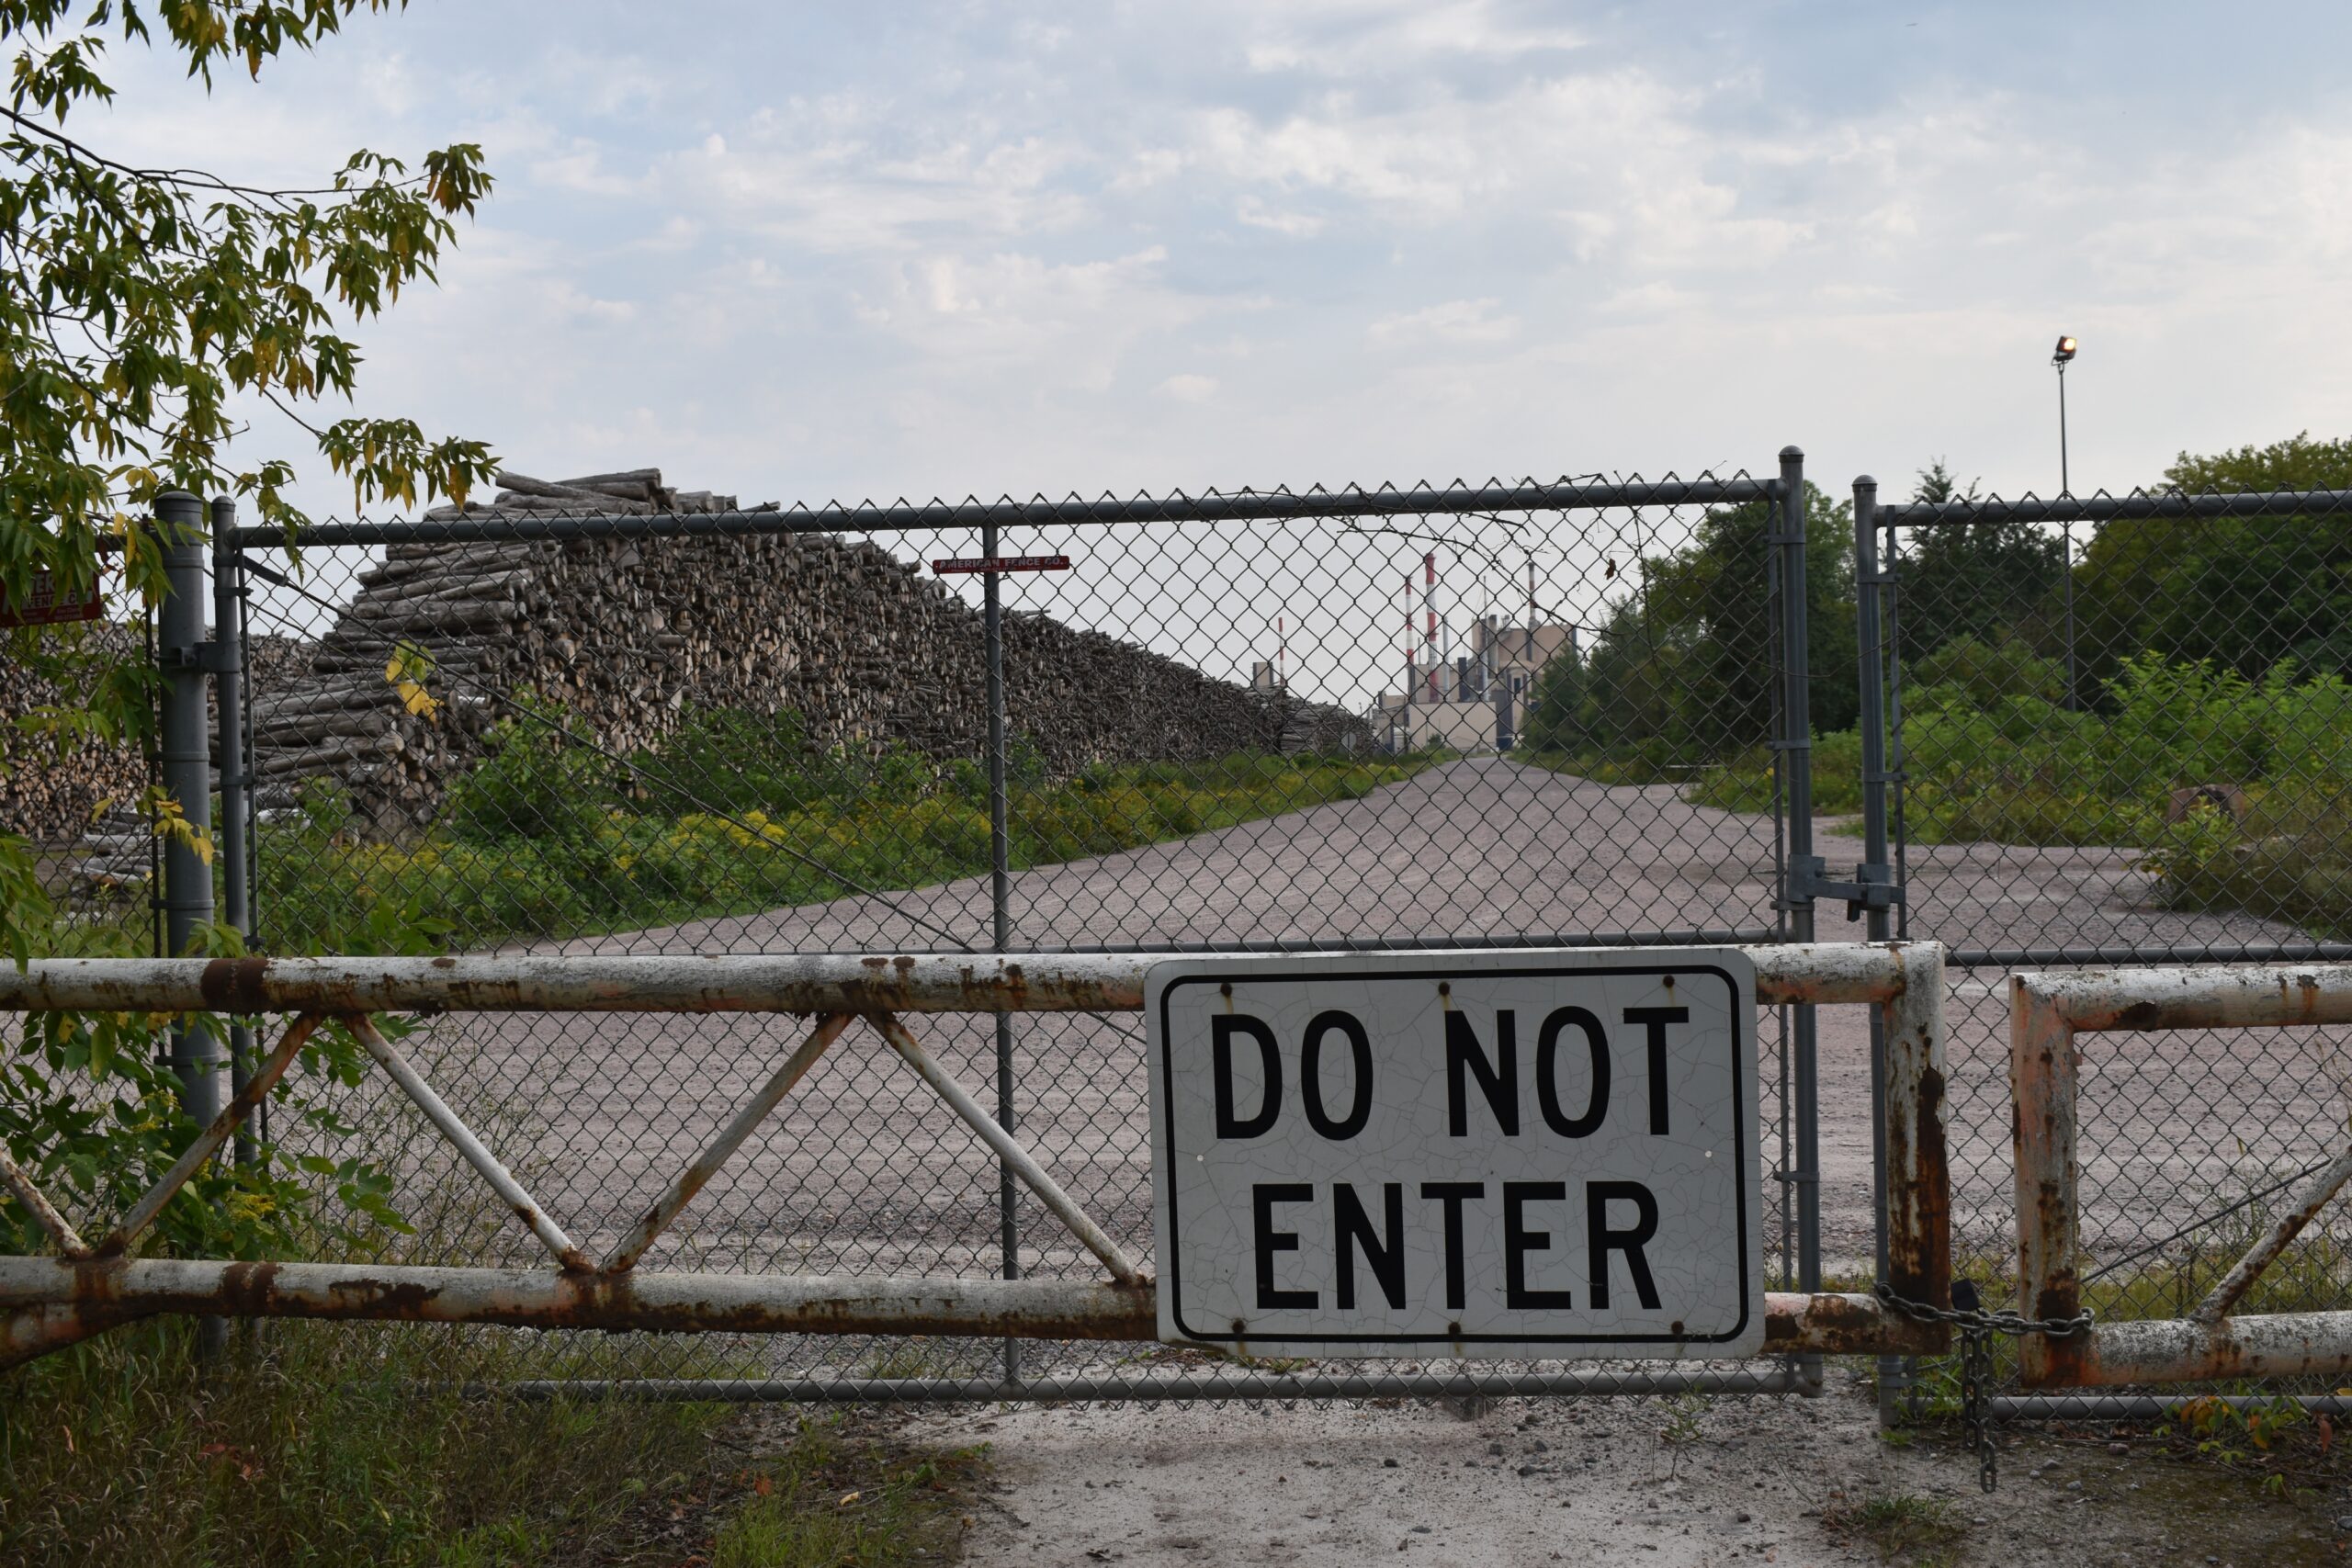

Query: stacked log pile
left=234, top=468, right=1370, bottom=835
left=0, top=623, right=150, bottom=851
left=1, top=626, right=313, bottom=892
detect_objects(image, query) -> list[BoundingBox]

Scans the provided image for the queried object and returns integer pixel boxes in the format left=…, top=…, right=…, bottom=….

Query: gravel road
left=365, top=755, right=2352, bottom=1561
left=379, top=755, right=2346, bottom=1306
left=912, top=1382, right=2336, bottom=1567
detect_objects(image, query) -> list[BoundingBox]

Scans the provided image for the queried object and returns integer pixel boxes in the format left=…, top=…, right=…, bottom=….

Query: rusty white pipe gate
left=2012, top=963, right=2352, bottom=1393
left=0, top=942, right=1953, bottom=1393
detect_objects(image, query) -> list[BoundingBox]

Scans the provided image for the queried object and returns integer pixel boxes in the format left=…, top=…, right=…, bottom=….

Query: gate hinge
left=1785, top=854, right=1904, bottom=922
left=160, top=640, right=241, bottom=674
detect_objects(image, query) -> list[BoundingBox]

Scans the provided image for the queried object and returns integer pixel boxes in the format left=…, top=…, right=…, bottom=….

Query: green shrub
left=1909, top=634, right=2067, bottom=710
left=256, top=717, right=1430, bottom=951
left=444, top=697, right=614, bottom=843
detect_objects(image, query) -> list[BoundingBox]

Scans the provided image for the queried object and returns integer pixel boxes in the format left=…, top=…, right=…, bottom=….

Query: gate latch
left=1787, top=855, right=1903, bottom=922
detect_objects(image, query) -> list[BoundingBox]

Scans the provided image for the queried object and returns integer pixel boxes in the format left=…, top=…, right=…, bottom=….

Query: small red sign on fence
left=931, top=554, right=1072, bottom=576
left=0, top=570, right=103, bottom=629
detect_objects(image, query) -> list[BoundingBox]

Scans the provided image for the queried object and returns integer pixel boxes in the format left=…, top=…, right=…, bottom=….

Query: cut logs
left=5, top=467, right=1372, bottom=853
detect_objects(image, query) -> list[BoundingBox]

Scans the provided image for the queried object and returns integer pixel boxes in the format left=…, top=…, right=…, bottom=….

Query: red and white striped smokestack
left=1402, top=575, right=1413, bottom=704
left=1423, top=551, right=1440, bottom=702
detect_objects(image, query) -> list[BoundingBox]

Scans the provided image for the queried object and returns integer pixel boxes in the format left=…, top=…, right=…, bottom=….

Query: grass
left=1820, top=1493, right=1964, bottom=1566
left=1528, top=650, right=2352, bottom=938
left=0, top=1320, right=981, bottom=1568
left=248, top=721, right=1429, bottom=951
left=711, top=1422, right=980, bottom=1568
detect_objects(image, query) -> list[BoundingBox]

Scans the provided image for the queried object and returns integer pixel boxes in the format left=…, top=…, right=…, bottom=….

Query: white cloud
left=1369, top=299, right=1519, bottom=345
left=652, top=102, right=1096, bottom=254
left=1236, top=196, right=1325, bottom=237
left=1239, top=0, right=1583, bottom=76
left=1596, top=283, right=1695, bottom=316
left=46, top=0, right=2352, bottom=533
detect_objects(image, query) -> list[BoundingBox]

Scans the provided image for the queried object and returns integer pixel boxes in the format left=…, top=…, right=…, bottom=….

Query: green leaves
left=0, top=0, right=482, bottom=1261
left=0, top=2, right=497, bottom=604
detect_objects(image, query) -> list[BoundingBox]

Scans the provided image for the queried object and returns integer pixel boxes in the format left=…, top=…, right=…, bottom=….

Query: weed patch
left=1820, top=1492, right=1964, bottom=1565
left=256, top=709, right=1428, bottom=951
left=0, top=1322, right=980, bottom=1568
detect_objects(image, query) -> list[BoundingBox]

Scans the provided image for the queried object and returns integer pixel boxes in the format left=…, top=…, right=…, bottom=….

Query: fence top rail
left=223, top=475, right=1777, bottom=549
left=1875, top=488, right=2352, bottom=528
left=0, top=942, right=1938, bottom=1017
left=2015, top=962, right=2352, bottom=1034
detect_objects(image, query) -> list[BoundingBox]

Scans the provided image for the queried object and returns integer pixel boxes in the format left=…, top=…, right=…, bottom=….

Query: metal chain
left=1873, top=1282, right=2096, bottom=1494
left=1871, top=1280, right=2097, bottom=1339
left=1960, top=1317, right=1996, bottom=1492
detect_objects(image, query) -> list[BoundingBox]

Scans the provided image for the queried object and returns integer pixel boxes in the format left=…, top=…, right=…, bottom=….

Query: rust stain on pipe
left=198, top=955, right=276, bottom=1014
left=1882, top=1061, right=1951, bottom=1330
left=4, top=1259, right=1162, bottom=1344
left=6, top=1263, right=1944, bottom=1359
left=1761, top=1292, right=1946, bottom=1355
left=2048, top=1309, right=2352, bottom=1388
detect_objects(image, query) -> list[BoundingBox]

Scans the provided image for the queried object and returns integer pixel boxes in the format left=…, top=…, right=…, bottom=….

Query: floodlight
left=2052, top=335, right=2078, bottom=363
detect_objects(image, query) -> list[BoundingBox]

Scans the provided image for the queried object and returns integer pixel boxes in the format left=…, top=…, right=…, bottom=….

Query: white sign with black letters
left=1146, top=950, right=1762, bottom=1358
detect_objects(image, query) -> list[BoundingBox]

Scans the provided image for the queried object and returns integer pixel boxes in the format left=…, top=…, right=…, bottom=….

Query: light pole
left=2052, top=335, right=2076, bottom=493
left=2052, top=334, right=2079, bottom=708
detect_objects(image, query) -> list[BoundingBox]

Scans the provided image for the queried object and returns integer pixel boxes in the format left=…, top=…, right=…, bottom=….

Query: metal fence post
left=982, top=519, right=1021, bottom=1386
left=1852, top=475, right=1915, bottom=1423
left=209, top=496, right=258, bottom=1167
left=156, top=492, right=221, bottom=1115
left=1774, top=447, right=1822, bottom=1391
left=158, top=491, right=228, bottom=1357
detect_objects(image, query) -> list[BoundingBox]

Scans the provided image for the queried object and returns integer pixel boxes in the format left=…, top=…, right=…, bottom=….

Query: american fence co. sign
left=1147, top=951, right=1762, bottom=1358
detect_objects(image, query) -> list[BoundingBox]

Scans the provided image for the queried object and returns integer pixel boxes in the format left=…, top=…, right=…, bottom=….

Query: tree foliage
left=2076, top=431, right=2352, bottom=687
left=1894, top=458, right=2067, bottom=660
left=1521, top=484, right=1858, bottom=760
left=0, top=1, right=497, bottom=947
left=0, top=2, right=495, bottom=1259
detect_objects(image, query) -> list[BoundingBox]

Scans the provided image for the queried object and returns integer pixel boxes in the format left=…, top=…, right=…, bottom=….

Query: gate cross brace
left=349, top=1015, right=592, bottom=1272
left=869, top=1010, right=1146, bottom=1286
left=0, top=1146, right=83, bottom=1258
left=0, top=1010, right=322, bottom=1267
left=2193, top=1143, right=2352, bottom=1325
left=1, top=1004, right=1140, bottom=1300
left=602, top=1011, right=854, bottom=1274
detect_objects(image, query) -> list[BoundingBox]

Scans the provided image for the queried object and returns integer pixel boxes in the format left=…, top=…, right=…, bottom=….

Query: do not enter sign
left=1146, top=951, right=1762, bottom=1357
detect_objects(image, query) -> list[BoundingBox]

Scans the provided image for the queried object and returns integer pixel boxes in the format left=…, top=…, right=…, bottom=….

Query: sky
left=83, top=0, right=2352, bottom=520
left=62, top=2, right=2352, bottom=704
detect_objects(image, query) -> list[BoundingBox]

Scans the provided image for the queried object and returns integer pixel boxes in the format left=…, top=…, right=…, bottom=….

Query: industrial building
left=1374, top=613, right=1576, bottom=753
left=1363, top=553, right=1584, bottom=754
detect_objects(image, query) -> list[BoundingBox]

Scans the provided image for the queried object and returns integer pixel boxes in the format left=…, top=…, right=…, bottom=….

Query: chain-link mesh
left=200, top=469, right=1811, bottom=1397
left=1873, top=483, right=2352, bottom=1403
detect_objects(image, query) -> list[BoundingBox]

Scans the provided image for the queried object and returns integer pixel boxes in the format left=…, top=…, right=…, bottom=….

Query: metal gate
left=6, top=449, right=1855, bottom=1400
left=0, top=942, right=1951, bottom=1401
left=1853, top=477, right=2352, bottom=1416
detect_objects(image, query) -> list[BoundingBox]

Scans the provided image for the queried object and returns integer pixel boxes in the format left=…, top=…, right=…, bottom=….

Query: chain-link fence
left=1860, top=479, right=2352, bottom=1408
left=24, top=459, right=2352, bottom=1411
left=181, top=463, right=1830, bottom=1398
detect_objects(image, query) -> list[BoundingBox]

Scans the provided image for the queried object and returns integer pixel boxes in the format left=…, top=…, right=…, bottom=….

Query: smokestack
left=1424, top=552, right=1439, bottom=703
left=1402, top=574, right=1413, bottom=705
left=1527, top=560, right=1537, bottom=663
left=1277, top=613, right=1286, bottom=690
